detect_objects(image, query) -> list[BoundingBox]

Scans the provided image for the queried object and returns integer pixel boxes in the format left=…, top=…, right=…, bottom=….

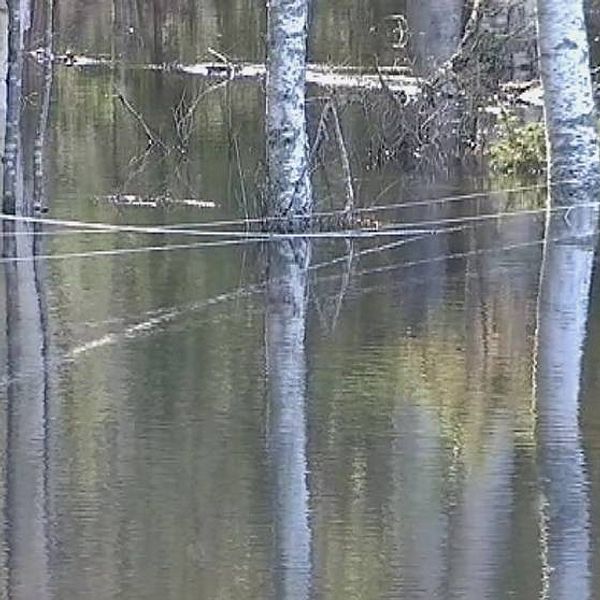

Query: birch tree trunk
left=32, top=0, right=53, bottom=210
left=266, top=240, right=312, bottom=599
left=536, top=1, right=600, bottom=208
left=265, top=0, right=311, bottom=223
left=3, top=0, right=30, bottom=214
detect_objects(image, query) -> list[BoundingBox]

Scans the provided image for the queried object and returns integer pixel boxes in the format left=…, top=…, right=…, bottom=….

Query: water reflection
left=534, top=205, right=598, bottom=600
left=1, top=3, right=55, bottom=596
left=2, top=42, right=51, bottom=600
left=266, top=240, right=312, bottom=599
left=3, top=2, right=600, bottom=599
left=2, top=223, right=51, bottom=600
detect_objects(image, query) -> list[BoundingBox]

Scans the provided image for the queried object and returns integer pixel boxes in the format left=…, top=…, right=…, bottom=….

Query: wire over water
left=161, top=179, right=571, bottom=230
left=0, top=181, right=594, bottom=264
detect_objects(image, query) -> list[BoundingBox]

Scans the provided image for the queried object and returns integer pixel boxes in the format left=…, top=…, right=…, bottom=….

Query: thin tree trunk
left=536, top=0, right=600, bottom=209
left=32, top=0, right=53, bottom=210
left=3, top=0, right=30, bottom=215
left=265, top=0, right=311, bottom=223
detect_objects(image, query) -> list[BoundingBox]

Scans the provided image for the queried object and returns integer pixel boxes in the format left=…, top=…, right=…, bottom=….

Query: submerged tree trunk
left=265, top=240, right=312, bottom=599
left=265, top=0, right=311, bottom=222
left=536, top=1, right=600, bottom=207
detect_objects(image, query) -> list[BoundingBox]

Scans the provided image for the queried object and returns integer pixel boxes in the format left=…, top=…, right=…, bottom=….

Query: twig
left=431, top=0, right=486, bottom=87
left=329, top=239, right=354, bottom=331
left=114, top=86, right=171, bottom=154
left=309, top=99, right=332, bottom=163
left=207, top=47, right=232, bottom=65
left=233, top=135, right=250, bottom=229
left=329, top=97, right=355, bottom=213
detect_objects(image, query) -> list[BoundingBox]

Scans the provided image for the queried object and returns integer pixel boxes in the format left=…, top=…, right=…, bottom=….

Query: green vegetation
left=487, top=114, right=546, bottom=176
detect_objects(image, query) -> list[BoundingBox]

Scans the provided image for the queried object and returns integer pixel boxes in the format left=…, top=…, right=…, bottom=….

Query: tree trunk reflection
left=2, top=1, right=52, bottom=596
left=535, top=209, right=597, bottom=599
left=265, top=240, right=312, bottom=600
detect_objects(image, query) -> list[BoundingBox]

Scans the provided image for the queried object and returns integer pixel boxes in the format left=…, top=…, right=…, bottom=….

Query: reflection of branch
left=329, top=98, right=355, bottom=213
left=207, top=46, right=232, bottom=65
left=374, top=56, right=407, bottom=110
left=120, top=144, right=156, bottom=192
left=330, top=240, right=354, bottom=331
left=308, top=99, right=332, bottom=165
left=173, top=80, right=229, bottom=149
left=312, top=239, right=354, bottom=334
left=431, top=0, right=486, bottom=86
left=233, top=135, right=250, bottom=227
left=114, top=86, right=171, bottom=154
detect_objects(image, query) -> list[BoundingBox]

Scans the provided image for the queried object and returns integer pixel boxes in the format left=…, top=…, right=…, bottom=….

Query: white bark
left=266, top=240, right=312, bottom=598
left=536, top=0, right=600, bottom=203
left=266, top=0, right=311, bottom=218
left=3, top=0, right=24, bottom=214
left=535, top=217, right=596, bottom=599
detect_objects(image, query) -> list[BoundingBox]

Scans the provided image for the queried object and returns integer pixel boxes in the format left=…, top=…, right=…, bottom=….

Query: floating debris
left=96, top=194, right=217, bottom=209
left=30, top=49, right=421, bottom=98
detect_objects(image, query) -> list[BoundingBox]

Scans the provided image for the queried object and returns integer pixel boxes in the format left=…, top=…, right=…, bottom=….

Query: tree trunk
left=32, top=0, right=53, bottom=210
left=536, top=0, right=600, bottom=208
left=265, top=0, right=311, bottom=222
left=265, top=240, right=312, bottom=599
left=3, top=0, right=30, bottom=215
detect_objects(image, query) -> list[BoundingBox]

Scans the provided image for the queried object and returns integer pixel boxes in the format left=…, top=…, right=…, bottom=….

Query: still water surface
left=1, top=2, right=600, bottom=599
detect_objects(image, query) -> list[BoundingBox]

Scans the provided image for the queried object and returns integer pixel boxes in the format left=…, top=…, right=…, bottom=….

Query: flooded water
left=2, top=1, right=600, bottom=599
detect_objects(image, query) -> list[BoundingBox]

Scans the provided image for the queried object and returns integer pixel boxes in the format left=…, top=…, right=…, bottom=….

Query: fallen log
left=33, top=50, right=546, bottom=108
left=95, top=194, right=217, bottom=209
left=31, top=50, right=423, bottom=98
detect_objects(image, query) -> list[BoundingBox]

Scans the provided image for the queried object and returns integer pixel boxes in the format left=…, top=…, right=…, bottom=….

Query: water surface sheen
left=1, top=2, right=600, bottom=599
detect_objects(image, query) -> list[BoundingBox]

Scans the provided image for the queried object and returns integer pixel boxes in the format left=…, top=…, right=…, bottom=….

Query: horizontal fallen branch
left=31, top=50, right=544, bottom=108
left=96, top=194, right=217, bottom=209
left=31, top=50, right=422, bottom=98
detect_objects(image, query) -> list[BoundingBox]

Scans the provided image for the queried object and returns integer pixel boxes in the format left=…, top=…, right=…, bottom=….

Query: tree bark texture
left=266, top=0, right=311, bottom=219
left=3, top=0, right=29, bottom=215
left=536, top=0, right=600, bottom=207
